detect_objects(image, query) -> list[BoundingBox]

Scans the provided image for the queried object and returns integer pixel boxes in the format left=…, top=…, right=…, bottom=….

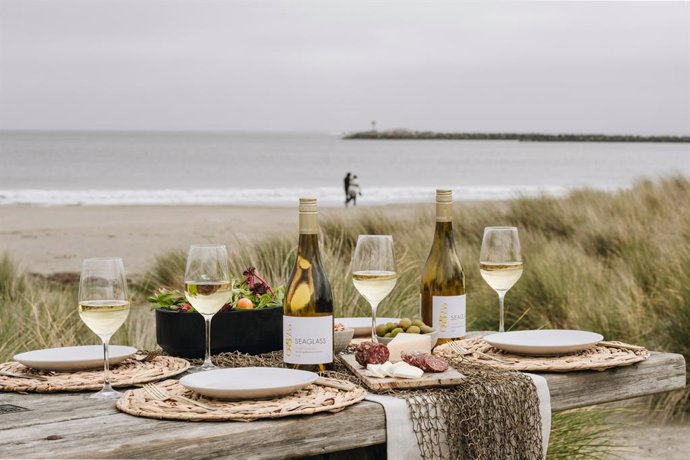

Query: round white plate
left=483, top=330, right=604, bottom=355
left=180, top=367, right=318, bottom=400
left=336, top=317, right=400, bottom=337
left=13, top=345, right=138, bottom=371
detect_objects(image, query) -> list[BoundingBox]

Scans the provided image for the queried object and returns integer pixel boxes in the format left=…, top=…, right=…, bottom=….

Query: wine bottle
left=283, top=198, right=334, bottom=371
left=420, top=189, right=466, bottom=343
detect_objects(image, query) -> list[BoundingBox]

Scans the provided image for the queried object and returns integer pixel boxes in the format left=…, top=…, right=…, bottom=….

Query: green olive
left=398, top=318, right=412, bottom=330
left=420, top=325, right=434, bottom=334
left=412, top=319, right=426, bottom=328
left=406, top=325, right=421, bottom=334
left=376, top=324, right=388, bottom=336
left=390, top=327, right=404, bottom=337
left=385, top=322, right=397, bottom=332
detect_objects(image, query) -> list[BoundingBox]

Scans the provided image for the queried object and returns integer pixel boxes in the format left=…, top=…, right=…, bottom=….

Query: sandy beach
left=0, top=204, right=426, bottom=275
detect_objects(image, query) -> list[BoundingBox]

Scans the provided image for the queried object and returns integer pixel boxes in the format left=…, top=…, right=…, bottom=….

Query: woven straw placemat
left=434, top=337, right=649, bottom=372
left=0, top=356, right=189, bottom=392
left=116, top=377, right=367, bottom=422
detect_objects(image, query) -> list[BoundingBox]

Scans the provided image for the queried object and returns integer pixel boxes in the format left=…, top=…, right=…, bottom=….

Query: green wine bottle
left=283, top=198, right=334, bottom=371
left=420, top=189, right=466, bottom=343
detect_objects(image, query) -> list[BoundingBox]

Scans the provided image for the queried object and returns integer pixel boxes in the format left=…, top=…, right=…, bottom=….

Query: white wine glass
left=479, top=227, right=523, bottom=333
left=184, top=244, right=231, bottom=372
left=78, top=257, right=130, bottom=400
left=352, top=235, right=397, bottom=342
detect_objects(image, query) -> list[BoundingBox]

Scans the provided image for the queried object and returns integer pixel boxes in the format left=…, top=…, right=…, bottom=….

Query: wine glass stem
left=101, top=336, right=113, bottom=392
left=370, top=302, right=379, bottom=343
left=498, top=291, right=506, bottom=333
left=203, top=315, right=213, bottom=367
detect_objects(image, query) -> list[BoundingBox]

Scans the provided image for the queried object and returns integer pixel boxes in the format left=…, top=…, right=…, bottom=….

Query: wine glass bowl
left=351, top=235, right=397, bottom=342
left=78, top=257, right=130, bottom=400
left=479, top=227, right=523, bottom=333
left=184, top=244, right=231, bottom=372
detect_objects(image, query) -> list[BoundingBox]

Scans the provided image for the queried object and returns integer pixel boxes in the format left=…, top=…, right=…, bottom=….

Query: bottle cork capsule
left=436, top=189, right=452, bottom=203
left=299, top=197, right=318, bottom=213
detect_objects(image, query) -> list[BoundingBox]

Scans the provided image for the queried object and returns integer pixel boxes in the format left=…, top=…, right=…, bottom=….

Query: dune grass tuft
left=1, top=176, right=689, bottom=457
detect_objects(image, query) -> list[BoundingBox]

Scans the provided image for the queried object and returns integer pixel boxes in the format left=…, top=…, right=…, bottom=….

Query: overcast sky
left=0, top=0, right=688, bottom=134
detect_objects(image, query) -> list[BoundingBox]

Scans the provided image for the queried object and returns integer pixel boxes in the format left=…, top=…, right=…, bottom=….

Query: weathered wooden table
left=0, top=352, right=685, bottom=459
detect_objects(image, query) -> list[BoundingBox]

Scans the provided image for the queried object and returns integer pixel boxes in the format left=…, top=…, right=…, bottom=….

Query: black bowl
left=155, top=306, right=283, bottom=358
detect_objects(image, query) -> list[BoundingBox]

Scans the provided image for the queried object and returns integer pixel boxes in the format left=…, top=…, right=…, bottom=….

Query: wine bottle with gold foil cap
left=283, top=198, right=334, bottom=371
left=420, top=189, right=466, bottom=343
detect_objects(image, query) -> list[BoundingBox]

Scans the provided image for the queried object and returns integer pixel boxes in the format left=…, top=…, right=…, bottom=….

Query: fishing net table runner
left=0, top=356, right=189, bottom=393
left=117, top=377, right=366, bottom=422
left=177, top=350, right=546, bottom=460
left=434, top=337, right=649, bottom=372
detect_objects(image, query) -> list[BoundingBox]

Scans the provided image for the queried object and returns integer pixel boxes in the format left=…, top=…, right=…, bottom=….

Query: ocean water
left=0, top=131, right=688, bottom=206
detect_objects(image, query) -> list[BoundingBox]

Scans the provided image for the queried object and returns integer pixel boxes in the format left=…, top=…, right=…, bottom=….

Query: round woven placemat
left=116, top=377, right=367, bottom=421
left=0, top=356, right=189, bottom=392
left=434, top=337, right=649, bottom=372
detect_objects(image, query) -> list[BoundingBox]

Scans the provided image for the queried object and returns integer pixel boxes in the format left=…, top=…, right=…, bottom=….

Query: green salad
left=149, top=267, right=284, bottom=313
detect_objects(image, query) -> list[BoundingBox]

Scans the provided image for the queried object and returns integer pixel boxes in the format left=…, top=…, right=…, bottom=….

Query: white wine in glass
left=352, top=235, right=397, bottom=342
left=352, top=271, right=397, bottom=306
left=479, top=262, right=523, bottom=292
left=78, top=257, right=130, bottom=400
left=184, top=281, right=232, bottom=315
left=78, top=300, right=130, bottom=337
left=480, top=227, right=523, bottom=333
left=184, top=244, right=231, bottom=373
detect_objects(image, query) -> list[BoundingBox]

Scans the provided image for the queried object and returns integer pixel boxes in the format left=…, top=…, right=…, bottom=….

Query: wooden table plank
left=0, top=396, right=386, bottom=459
left=546, top=351, right=686, bottom=411
left=0, top=351, right=684, bottom=459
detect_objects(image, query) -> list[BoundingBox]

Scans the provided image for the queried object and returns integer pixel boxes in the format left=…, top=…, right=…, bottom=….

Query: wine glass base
left=187, top=363, right=219, bottom=373
left=90, top=388, right=123, bottom=400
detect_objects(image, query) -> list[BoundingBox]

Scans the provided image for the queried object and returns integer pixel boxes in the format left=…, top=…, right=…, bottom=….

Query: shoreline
left=0, top=203, right=430, bottom=275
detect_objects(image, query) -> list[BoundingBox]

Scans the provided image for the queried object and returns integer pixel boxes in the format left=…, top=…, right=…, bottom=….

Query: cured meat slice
left=355, top=341, right=390, bottom=366
left=422, top=354, right=449, bottom=373
left=401, top=352, right=449, bottom=373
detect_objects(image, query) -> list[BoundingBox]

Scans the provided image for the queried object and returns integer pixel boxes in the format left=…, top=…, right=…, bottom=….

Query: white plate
left=336, top=317, right=401, bottom=337
left=180, top=367, right=318, bottom=400
left=13, top=345, right=138, bottom=371
left=484, top=330, right=604, bottom=355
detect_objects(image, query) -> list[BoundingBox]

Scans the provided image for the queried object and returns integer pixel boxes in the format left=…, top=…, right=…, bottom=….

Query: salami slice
left=401, top=352, right=426, bottom=369
left=401, top=352, right=449, bottom=373
left=422, top=354, right=449, bottom=373
left=367, top=344, right=390, bottom=365
left=355, top=341, right=390, bottom=367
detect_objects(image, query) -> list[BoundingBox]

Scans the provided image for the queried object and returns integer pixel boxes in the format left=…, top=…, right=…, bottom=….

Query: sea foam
left=0, top=186, right=574, bottom=207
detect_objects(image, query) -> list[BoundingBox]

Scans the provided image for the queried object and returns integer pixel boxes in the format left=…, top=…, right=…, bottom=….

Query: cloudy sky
left=0, top=0, right=688, bottom=134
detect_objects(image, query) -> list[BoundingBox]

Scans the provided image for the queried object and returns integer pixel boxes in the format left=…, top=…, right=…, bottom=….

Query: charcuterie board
left=340, top=354, right=465, bottom=391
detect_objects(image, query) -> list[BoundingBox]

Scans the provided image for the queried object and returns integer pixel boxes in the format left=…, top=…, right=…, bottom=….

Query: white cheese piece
left=392, top=363, right=424, bottom=379
left=392, top=361, right=410, bottom=371
left=386, top=333, right=432, bottom=362
left=366, top=364, right=386, bottom=378
left=380, top=361, right=394, bottom=377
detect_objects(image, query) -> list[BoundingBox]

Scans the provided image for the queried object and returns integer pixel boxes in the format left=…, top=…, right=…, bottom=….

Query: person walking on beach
left=346, top=175, right=362, bottom=207
left=344, top=172, right=352, bottom=205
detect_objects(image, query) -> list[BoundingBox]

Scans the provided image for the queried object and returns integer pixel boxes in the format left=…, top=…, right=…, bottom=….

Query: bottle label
left=436, top=202, right=452, bottom=222
left=432, top=295, right=466, bottom=338
left=283, top=315, right=333, bottom=364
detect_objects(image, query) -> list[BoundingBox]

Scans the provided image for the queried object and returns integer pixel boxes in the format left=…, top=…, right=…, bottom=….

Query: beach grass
left=1, top=176, right=689, bottom=457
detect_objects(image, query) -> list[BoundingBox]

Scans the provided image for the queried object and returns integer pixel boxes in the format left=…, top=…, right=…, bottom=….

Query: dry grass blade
left=135, top=349, right=163, bottom=362
left=143, top=383, right=218, bottom=411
